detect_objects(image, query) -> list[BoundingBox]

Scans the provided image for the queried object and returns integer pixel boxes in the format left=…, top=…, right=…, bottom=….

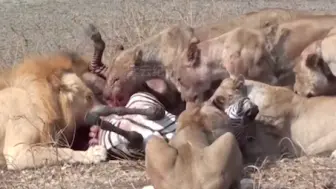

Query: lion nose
left=306, top=92, right=313, bottom=98
left=184, top=92, right=198, bottom=102
left=244, top=105, right=259, bottom=120
left=190, top=94, right=198, bottom=102
left=103, top=88, right=112, bottom=100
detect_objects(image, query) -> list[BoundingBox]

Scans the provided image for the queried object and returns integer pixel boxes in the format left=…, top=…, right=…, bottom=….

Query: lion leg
left=3, top=145, right=107, bottom=170
left=3, top=118, right=107, bottom=170
left=204, top=132, right=243, bottom=189
left=303, top=130, right=336, bottom=157
left=142, top=185, right=155, bottom=189
left=145, top=136, right=177, bottom=188
left=330, top=150, right=336, bottom=159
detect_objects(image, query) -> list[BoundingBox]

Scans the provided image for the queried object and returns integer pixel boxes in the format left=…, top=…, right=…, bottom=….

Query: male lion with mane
left=0, top=53, right=107, bottom=170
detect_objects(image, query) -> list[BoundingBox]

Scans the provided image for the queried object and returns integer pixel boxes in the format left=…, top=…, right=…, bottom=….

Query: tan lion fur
left=0, top=66, right=12, bottom=90
left=234, top=77, right=336, bottom=158
left=169, top=27, right=280, bottom=102
left=144, top=77, right=261, bottom=189
left=194, top=8, right=327, bottom=41
left=168, top=14, right=336, bottom=103
left=293, top=28, right=336, bottom=97
left=0, top=53, right=107, bottom=170
left=103, top=24, right=199, bottom=107
left=265, top=15, right=336, bottom=86
left=107, top=8, right=323, bottom=104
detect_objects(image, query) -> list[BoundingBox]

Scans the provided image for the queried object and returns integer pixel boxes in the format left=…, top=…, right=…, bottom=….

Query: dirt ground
left=1, top=0, right=336, bottom=189
left=1, top=156, right=335, bottom=189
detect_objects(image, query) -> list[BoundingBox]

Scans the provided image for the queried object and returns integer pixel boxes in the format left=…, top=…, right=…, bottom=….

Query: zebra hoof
left=128, top=131, right=144, bottom=145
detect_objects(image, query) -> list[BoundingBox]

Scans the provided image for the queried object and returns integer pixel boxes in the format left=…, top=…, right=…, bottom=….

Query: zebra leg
left=84, top=112, right=144, bottom=147
left=90, top=105, right=165, bottom=120
left=138, top=106, right=165, bottom=120
left=85, top=23, right=107, bottom=79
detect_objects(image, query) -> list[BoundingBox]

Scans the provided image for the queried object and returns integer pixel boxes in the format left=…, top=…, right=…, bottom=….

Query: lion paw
left=330, top=150, right=336, bottom=159
left=142, top=185, right=155, bottom=189
left=85, top=145, right=107, bottom=164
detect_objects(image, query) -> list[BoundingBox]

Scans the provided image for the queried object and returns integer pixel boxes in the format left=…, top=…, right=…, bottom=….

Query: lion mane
left=0, top=52, right=106, bottom=170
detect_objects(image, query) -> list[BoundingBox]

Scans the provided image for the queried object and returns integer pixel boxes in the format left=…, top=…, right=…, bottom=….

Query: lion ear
left=114, top=43, right=125, bottom=56
left=48, top=73, right=63, bottom=91
left=145, top=78, right=168, bottom=95
left=309, top=54, right=335, bottom=80
left=212, top=96, right=226, bottom=111
left=305, top=53, right=322, bottom=68
left=186, top=37, right=201, bottom=67
left=115, top=44, right=124, bottom=51
left=232, top=74, right=245, bottom=89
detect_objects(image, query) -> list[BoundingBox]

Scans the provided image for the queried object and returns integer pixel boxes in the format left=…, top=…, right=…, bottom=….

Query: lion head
left=170, top=27, right=279, bottom=103
left=11, top=53, right=96, bottom=140
left=293, top=41, right=335, bottom=97
left=102, top=24, right=199, bottom=106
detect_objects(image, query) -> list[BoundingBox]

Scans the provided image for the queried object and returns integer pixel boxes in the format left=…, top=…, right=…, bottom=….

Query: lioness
left=0, top=53, right=107, bottom=170
left=169, top=27, right=281, bottom=102
left=293, top=29, right=336, bottom=97
left=170, top=15, right=336, bottom=103
left=87, top=24, right=199, bottom=108
left=145, top=76, right=259, bottom=189
left=194, top=8, right=326, bottom=41
left=263, top=15, right=336, bottom=86
left=90, top=8, right=321, bottom=107
left=221, top=76, right=336, bottom=157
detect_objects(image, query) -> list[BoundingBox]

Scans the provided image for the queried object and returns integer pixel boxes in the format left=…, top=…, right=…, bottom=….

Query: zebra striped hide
left=225, top=97, right=256, bottom=148
left=98, top=92, right=177, bottom=159
left=97, top=92, right=253, bottom=159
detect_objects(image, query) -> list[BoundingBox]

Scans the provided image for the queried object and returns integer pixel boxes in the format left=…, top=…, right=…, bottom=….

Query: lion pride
left=0, top=52, right=107, bottom=170
left=145, top=76, right=259, bottom=189
left=223, top=76, right=336, bottom=158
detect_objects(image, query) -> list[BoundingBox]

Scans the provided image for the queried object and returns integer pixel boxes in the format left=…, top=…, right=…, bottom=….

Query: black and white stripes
left=98, top=92, right=177, bottom=158
left=225, top=97, right=252, bottom=147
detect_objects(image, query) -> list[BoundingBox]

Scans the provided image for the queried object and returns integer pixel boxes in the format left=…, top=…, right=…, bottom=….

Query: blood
left=88, top=93, right=130, bottom=147
left=110, top=94, right=129, bottom=107
left=88, top=125, right=100, bottom=146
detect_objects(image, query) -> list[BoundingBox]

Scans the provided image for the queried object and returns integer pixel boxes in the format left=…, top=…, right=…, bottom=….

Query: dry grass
left=1, top=0, right=336, bottom=188
left=1, top=156, right=335, bottom=189
left=246, top=157, right=336, bottom=189
left=0, top=161, right=148, bottom=189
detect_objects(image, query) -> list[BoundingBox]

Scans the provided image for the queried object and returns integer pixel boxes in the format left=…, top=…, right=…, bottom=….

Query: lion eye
left=112, top=78, right=119, bottom=83
left=177, top=78, right=188, bottom=88
left=235, top=83, right=243, bottom=89
left=86, top=94, right=93, bottom=102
